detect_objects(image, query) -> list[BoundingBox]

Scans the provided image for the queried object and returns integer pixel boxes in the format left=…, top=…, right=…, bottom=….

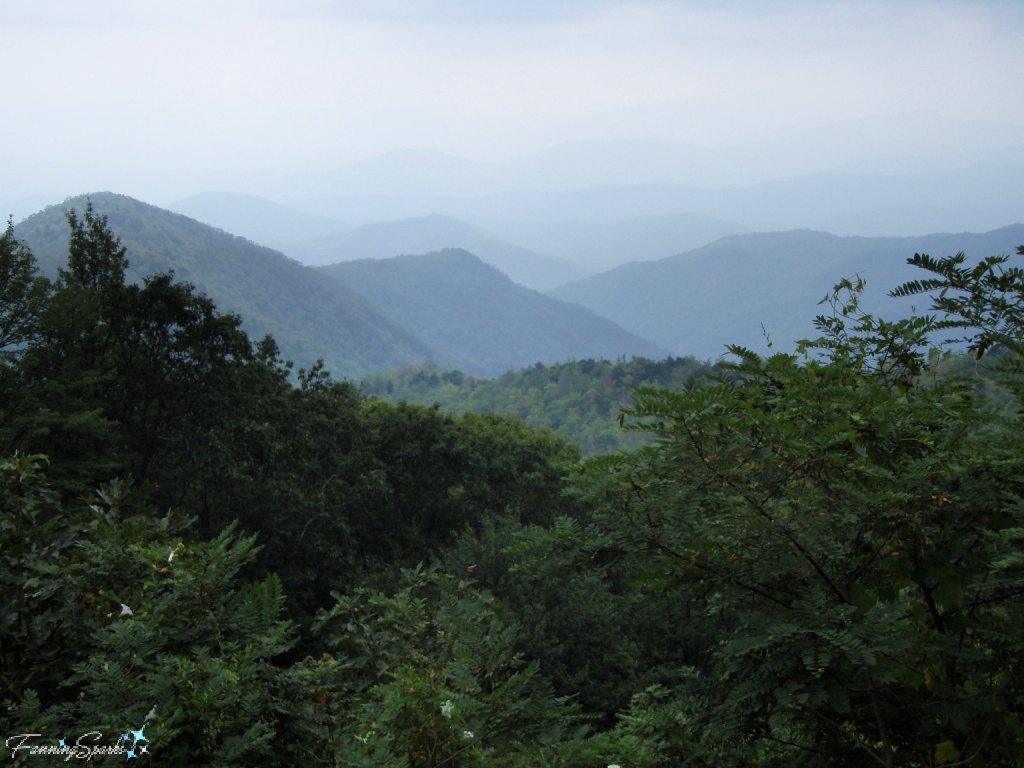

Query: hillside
left=548, top=225, right=1024, bottom=360
left=319, top=249, right=668, bottom=378
left=361, top=356, right=714, bottom=455
left=284, top=215, right=584, bottom=291
left=14, top=193, right=435, bottom=377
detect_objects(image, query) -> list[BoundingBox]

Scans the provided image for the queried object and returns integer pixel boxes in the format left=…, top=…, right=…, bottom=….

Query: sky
left=3, top=0, right=1024, bottom=204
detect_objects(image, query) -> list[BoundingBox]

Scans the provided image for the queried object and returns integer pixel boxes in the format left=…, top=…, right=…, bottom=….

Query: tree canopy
left=516, top=253, right=1024, bottom=766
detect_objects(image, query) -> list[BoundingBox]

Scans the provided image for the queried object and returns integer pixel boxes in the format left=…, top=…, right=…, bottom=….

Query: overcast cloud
left=3, top=0, right=1024, bottom=203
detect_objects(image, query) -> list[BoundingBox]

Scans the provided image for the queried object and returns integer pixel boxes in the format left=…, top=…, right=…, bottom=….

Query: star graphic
left=130, top=726, right=148, bottom=745
left=125, top=745, right=137, bottom=761
left=138, top=746, right=148, bottom=755
left=59, top=738, right=66, bottom=747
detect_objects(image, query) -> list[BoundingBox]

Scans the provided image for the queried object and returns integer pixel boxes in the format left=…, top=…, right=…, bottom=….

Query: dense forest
left=2, top=205, right=1023, bottom=766
left=362, top=356, right=714, bottom=454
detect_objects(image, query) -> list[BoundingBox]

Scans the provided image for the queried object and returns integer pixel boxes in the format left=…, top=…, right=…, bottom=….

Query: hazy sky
left=4, top=0, right=1024, bottom=202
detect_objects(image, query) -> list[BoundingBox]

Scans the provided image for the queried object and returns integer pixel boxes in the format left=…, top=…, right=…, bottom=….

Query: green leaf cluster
left=283, top=565, right=593, bottom=767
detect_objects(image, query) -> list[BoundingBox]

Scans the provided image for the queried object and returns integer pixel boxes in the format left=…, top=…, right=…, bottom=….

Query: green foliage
left=0, top=222, right=52, bottom=464
left=891, top=247, right=1024, bottom=356
left=517, top=269, right=1024, bottom=765
left=4, top=205, right=586, bottom=639
left=286, top=566, right=594, bottom=767
left=178, top=370, right=583, bottom=631
left=66, top=525, right=295, bottom=766
left=363, top=356, right=713, bottom=454
left=892, top=246, right=1024, bottom=400
left=0, top=455, right=299, bottom=766
left=0, top=454, right=76, bottom=707
left=0, top=204, right=597, bottom=765
left=438, top=516, right=717, bottom=729
left=10, top=193, right=1024, bottom=767
left=63, top=202, right=129, bottom=293
left=0, top=218, right=50, bottom=364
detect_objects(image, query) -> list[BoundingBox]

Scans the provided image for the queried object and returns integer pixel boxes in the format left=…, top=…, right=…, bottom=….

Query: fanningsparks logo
left=6, top=726, right=150, bottom=761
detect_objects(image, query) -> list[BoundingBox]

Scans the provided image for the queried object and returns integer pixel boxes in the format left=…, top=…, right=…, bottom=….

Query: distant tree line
left=362, top=355, right=715, bottom=454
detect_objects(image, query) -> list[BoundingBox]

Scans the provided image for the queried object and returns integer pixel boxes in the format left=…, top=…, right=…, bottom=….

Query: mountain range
left=11, top=191, right=1024, bottom=381
left=319, top=250, right=666, bottom=377
left=164, top=190, right=749, bottom=279
left=277, top=214, right=585, bottom=291
left=264, top=114, right=1024, bottom=200
left=549, top=225, right=1024, bottom=361
left=484, top=212, right=749, bottom=273
left=13, top=193, right=666, bottom=378
left=13, top=193, right=434, bottom=377
left=291, top=164, right=1024, bottom=241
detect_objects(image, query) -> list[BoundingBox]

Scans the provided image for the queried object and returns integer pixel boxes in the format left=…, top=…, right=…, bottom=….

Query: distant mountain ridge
left=271, top=113, right=1024, bottom=201
left=485, top=212, right=749, bottom=273
left=14, top=193, right=434, bottom=378
left=168, top=191, right=349, bottom=248
left=319, top=249, right=668, bottom=378
left=287, top=215, right=585, bottom=291
left=161, top=190, right=751, bottom=278
left=549, top=225, right=1024, bottom=361
left=292, top=163, right=1024, bottom=242
left=15, top=194, right=1021, bottom=380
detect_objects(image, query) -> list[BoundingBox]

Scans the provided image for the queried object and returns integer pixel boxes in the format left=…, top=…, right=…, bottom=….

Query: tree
left=440, top=513, right=717, bottom=729
left=0, top=218, right=49, bottom=364
left=518, top=264, right=1024, bottom=766
left=0, top=222, right=52, bottom=456
left=0, top=455, right=300, bottom=767
left=4, top=201, right=258, bottom=496
left=286, top=565, right=594, bottom=767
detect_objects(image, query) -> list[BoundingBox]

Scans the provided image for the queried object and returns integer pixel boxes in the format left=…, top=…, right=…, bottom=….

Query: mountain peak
left=319, top=250, right=667, bottom=377
left=15, top=193, right=434, bottom=377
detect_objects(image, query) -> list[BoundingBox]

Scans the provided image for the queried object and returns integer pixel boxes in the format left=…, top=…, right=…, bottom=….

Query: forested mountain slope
left=15, top=193, right=435, bottom=377
left=320, top=249, right=668, bottom=377
left=549, top=225, right=1024, bottom=359
left=362, top=356, right=713, bottom=454
left=285, top=214, right=584, bottom=291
